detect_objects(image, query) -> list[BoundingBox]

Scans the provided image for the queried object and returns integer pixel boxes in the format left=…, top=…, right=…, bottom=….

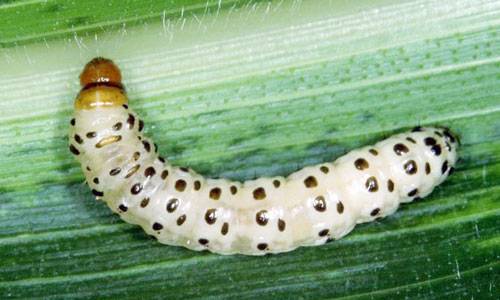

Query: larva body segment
left=69, top=58, right=459, bottom=255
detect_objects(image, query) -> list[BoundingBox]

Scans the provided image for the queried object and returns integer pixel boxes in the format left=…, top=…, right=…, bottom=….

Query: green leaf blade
left=0, top=0, right=499, bottom=299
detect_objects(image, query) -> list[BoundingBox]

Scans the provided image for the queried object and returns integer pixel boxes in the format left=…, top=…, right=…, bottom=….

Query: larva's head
left=80, top=57, right=122, bottom=86
left=75, top=57, right=127, bottom=109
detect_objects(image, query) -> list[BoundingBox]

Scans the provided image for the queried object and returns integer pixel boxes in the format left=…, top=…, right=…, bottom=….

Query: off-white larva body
left=69, top=58, right=459, bottom=255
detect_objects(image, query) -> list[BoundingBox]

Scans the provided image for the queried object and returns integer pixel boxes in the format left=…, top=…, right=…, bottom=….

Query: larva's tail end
left=80, top=57, right=122, bottom=87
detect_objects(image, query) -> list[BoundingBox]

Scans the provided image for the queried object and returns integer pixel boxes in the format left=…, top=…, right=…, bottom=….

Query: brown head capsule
left=80, top=57, right=122, bottom=86
left=76, top=57, right=127, bottom=109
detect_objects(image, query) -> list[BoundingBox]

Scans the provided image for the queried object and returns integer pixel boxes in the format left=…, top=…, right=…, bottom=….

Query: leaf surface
left=0, top=0, right=499, bottom=299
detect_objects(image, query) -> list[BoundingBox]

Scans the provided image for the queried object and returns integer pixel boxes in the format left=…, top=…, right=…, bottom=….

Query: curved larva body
left=69, top=58, right=459, bottom=255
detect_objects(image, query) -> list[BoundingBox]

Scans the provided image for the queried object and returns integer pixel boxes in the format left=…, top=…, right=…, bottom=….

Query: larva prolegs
left=69, top=58, right=459, bottom=255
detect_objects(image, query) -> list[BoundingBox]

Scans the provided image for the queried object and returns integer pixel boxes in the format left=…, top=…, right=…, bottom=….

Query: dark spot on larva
left=313, top=196, right=327, bottom=212
left=304, top=176, right=318, bottom=188
left=131, top=183, right=143, bottom=195
left=142, top=141, right=151, bottom=152
left=133, top=152, right=140, bottom=161
left=441, top=161, right=448, bottom=174
left=354, top=158, right=369, bottom=170
left=370, top=208, right=380, bottom=216
left=433, top=130, right=442, bottom=137
left=180, top=167, right=189, bottom=172
left=369, top=148, right=378, bottom=155
left=86, top=132, right=96, bottom=138
left=320, top=166, right=329, bottom=174
left=158, top=156, right=165, bottom=163
left=408, top=189, right=418, bottom=197
left=230, top=185, right=237, bottom=195
left=93, top=177, right=99, bottom=184
left=177, top=215, right=186, bottom=226
left=161, top=170, right=169, bottom=179
left=140, top=198, right=150, bottom=208
left=384, top=180, right=393, bottom=194
left=252, top=186, right=267, bottom=200
left=125, top=165, right=140, bottom=178
left=257, top=243, right=268, bottom=251
left=86, top=166, right=91, bottom=171
left=194, top=180, right=201, bottom=191
left=74, top=134, right=83, bottom=144
left=318, top=229, right=329, bottom=237
left=70, top=118, right=75, bottom=126
left=424, top=137, right=436, bottom=146
left=425, top=162, right=431, bottom=174
left=109, top=167, right=121, bottom=176
left=92, top=189, right=104, bottom=197
left=69, top=144, right=80, bottom=155
left=412, top=126, right=423, bottom=132
left=278, top=219, right=286, bottom=232
left=144, top=166, right=156, bottom=178
left=95, top=135, right=121, bottom=148
left=118, top=204, right=128, bottom=212
left=221, top=222, right=229, bottom=235
left=256, top=210, right=269, bottom=226
left=273, top=180, right=281, bottom=188
left=205, top=209, right=217, bottom=225
left=431, top=144, right=442, bottom=156
left=112, top=122, right=122, bottom=131
left=127, top=114, right=135, bottom=129
left=209, top=187, right=222, bottom=200
left=122, top=104, right=128, bottom=109
left=445, top=142, right=452, bottom=151
left=199, top=238, right=209, bottom=245
left=337, top=201, right=344, bottom=214
left=443, top=130, right=456, bottom=143
left=175, top=179, right=187, bottom=192
left=404, top=160, right=418, bottom=175
left=154, top=143, right=158, bottom=153
left=393, top=143, right=409, bottom=155
left=152, top=223, right=163, bottom=230
left=138, top=120, right=144, bottom=132
left=406, top=137, right=417, bottom=144
left=166, top=198, right=179, bottom=213
left=365, top=176, right=378, bottom=192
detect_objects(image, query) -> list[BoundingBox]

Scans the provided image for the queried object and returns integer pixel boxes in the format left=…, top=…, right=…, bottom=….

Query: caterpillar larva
left=69, top=57, right=459, bottom=255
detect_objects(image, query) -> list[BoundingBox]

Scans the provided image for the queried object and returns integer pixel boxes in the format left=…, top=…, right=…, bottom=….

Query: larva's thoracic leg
left=69, top=58, right=459, bottom=255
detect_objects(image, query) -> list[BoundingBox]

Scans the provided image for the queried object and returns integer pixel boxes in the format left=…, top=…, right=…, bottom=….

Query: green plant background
left=0, top=0, right=499, bottom=298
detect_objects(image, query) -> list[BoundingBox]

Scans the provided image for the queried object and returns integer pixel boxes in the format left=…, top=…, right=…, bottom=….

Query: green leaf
left=1, top=0, right=499, bottom=299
